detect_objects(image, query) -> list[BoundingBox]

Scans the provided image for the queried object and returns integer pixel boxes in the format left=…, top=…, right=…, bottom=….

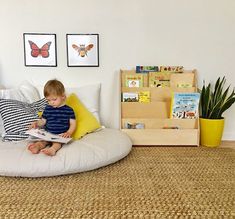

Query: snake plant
left=199, top=76, right=235, bottom=119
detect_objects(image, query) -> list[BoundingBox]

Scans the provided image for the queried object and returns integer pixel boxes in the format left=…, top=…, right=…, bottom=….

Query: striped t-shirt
left=42, top=105, right=76, bottom=134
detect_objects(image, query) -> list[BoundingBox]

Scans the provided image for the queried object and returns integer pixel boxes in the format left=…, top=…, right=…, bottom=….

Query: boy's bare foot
left=41, top=147, right=57, bottom=156
left=28, top=142, right=44, bottom=154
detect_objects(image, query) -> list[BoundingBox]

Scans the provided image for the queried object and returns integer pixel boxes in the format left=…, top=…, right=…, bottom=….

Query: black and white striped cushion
left=0, top=98, right=47, bottom=141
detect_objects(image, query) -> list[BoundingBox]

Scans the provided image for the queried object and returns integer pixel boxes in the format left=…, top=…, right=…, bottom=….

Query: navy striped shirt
left=42, top=105, right=76, bottom=134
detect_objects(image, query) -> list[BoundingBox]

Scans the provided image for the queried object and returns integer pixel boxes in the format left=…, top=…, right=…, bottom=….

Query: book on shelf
left=122, top=92, right=139, bottom=102
left=176, top=83, right=193, bottom=88
left=26, top=129, right=72, bottom=144
left=136, top=66, right=159, bottom=73
left=149, top=72, right=171, bottom=87
left=139, top=91, right=150, bottom=103
left=163, top=125, right=179, bottom=129
left=170, top=92, right=200, bottom=119
left=124, top=122, right=145, bottom=129
left=160, top=66, right=184, bottom=73
left=125, top=74, right=143, bottom=87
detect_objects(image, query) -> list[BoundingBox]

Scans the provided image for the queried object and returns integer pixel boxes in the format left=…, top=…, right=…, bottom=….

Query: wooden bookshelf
left=120, top=69, right=199, bottom=146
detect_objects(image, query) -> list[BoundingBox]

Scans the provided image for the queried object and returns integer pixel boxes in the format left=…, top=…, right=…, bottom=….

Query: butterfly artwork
left=72, top=44, right=94, bottom=57
left=28, top=40, right=52, bottom=58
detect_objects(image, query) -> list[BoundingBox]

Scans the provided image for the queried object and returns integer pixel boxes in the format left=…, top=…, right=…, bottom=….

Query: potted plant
left=199, top=76, right=235, bottom=147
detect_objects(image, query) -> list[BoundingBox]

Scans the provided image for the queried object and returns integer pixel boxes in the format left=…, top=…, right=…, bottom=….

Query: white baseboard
left=222, top=131, right=235, bottom=141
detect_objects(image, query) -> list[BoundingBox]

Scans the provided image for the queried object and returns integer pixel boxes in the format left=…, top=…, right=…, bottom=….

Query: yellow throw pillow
left=66, top=93, right=101, bottom=140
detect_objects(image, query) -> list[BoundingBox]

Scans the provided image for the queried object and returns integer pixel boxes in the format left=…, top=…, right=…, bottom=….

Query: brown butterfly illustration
left=72, top=44, right=94, bottom=57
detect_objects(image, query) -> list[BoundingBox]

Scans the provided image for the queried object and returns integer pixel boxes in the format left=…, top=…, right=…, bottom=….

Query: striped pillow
left=0, top=98, right=47, bottom=141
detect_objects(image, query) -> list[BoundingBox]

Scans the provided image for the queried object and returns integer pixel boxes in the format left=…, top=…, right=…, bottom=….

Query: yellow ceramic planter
left=199, top=118, right=224, bottom=147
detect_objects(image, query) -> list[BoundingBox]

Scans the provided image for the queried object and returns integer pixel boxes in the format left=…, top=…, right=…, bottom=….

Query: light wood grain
left=121, top=102, right=170, bottom=118
left=122, top=129, right=199, bottom=146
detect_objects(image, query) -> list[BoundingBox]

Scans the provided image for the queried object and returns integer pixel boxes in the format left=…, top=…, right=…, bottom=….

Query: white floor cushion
left=0, top=128, right=132, bottom=177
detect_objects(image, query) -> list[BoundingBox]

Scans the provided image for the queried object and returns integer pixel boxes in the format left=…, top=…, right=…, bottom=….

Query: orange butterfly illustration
left=72, top=44, right=94, bottom=57
left=28, top=40, right=52, bottom=58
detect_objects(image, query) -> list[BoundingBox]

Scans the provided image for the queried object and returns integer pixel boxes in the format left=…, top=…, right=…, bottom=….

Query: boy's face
left=46, top=94, right=65, bottom=108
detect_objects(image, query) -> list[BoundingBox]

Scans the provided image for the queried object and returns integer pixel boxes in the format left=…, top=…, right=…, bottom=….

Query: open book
left=26, top=129, right=72, bottom=144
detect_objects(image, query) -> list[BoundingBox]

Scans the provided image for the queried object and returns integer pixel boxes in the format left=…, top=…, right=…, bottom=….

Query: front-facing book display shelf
left=120, top=69, right=199, bottom=146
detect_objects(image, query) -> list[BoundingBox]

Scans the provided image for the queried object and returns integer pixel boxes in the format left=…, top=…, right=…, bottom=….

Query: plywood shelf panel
left=121, top=129, right=199, bottom=146
left=121, top=102, right=170, bottom=118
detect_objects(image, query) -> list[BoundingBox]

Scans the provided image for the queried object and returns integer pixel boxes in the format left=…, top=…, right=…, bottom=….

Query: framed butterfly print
left=23, top=33, right=57, bottom=67
left=66, top=34, right=99, bottom=67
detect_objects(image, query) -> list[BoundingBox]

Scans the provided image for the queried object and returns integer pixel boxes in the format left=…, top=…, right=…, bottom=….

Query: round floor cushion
left=0, top=128, right=132, bottom=177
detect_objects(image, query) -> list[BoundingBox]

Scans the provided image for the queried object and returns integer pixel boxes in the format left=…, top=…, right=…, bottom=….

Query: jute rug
left=0, top=147, right=234, bottom=219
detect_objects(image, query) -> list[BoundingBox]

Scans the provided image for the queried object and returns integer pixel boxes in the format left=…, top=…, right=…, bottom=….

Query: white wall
left=0, top=0, right=235, bottom=140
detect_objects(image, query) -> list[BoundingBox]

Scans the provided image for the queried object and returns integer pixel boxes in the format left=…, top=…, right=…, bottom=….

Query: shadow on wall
left=102, top=69, right=120, bottom=129
left=0, top=64, right=5, bottom=89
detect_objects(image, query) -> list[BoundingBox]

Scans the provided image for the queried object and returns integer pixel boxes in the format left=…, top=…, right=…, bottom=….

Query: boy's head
left=44, top=79, right=65, bottom=98
left=44, top=79, right=66, bottom=108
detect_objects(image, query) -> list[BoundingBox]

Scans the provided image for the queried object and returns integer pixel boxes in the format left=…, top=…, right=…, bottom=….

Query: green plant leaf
left=199, top=77, right=235, bottom=119
left=219, top=97, right=235, bottom=117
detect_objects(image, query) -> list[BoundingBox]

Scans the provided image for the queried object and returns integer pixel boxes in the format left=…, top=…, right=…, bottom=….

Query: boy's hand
left=29, top=121, right=38, bottom=130
left=29, top=118, right=46, bottom=130
left=60, top=131, right=72, bottom=138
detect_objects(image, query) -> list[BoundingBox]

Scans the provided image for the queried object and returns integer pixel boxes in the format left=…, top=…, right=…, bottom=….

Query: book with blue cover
left=170, top=92, right=200, bottom=119
left=136, top=66, right=159, bottom=73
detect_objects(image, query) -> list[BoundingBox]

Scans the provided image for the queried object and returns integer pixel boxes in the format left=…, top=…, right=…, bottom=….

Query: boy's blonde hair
left=44, top=79, right=65, bottom=97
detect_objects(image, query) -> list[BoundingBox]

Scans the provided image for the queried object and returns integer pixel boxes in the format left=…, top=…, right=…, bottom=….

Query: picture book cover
left=136, top=66, right=159, bottom=73
left=122, top=92, right=139, bottom=102
left=26, top=129, right=72, bottom=144
left=170, top=92, right=200, bottom=119
left=149, top=72, right=171, bottom=87
left=160, top=66, right=184, bottom=73
left=138, top=91, right=150, bottom=103
left=125, top=75, right=143, bottom=87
